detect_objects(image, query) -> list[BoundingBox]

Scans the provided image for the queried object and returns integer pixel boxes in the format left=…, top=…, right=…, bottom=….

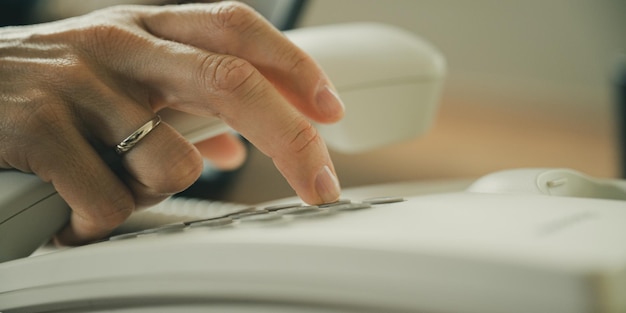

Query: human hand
left=0, top=2, right=343, bottom=245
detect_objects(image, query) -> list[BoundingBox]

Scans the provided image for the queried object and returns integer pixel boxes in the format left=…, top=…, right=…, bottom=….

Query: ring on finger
left=115, top=115, right=162, bottom=155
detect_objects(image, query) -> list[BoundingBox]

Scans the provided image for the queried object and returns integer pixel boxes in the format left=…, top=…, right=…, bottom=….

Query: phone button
left=363, top=196, right=406, bottom=205
left=186, top=217, right=234, bottom=229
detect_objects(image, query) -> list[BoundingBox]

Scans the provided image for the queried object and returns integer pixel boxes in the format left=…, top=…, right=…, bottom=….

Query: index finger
left=174, top=52, right=341, bottom=204
left=198, top=53, right=342, bottom=204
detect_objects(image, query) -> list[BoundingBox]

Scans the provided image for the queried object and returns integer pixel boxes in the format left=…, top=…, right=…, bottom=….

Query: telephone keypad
left=318, top=199, right=352, bottom=208
left=227, top=209, right=268, bottom=220
left=274, top=205, right=319, bottom=215
left=106, top=197, right=404, bottom=242
left=282, top=207, right=333, bottom=219
left=238, top=212, right=284, bottom=224
left=328, top=202, right=371, bottom=212
left=187, top=217, right=234, bottom=229
left=142, top=223, right=186, bottom=235
left=264, top=203, right=303, bottom=212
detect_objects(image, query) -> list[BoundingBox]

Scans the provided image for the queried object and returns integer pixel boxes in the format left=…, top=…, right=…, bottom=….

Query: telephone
left=1, top=24, right=626, bottom=313
left=1, top=170, right=626, bottom=313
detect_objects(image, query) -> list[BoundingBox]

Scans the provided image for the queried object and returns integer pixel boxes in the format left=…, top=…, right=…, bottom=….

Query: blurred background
left=2, top=0, right=625, bottom=203
left=227, top=0, right=626, bottom=203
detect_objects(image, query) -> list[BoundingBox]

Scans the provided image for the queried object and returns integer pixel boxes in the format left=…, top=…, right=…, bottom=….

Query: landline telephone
left=1, top=24, right=625, bottom=313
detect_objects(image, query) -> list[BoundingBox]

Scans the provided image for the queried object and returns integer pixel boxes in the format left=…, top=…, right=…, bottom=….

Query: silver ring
left=115, top=115, right=162, bottom=155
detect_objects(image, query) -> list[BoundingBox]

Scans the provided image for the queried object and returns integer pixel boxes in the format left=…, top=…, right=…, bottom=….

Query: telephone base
left=1, top=179, right=625, bottom=313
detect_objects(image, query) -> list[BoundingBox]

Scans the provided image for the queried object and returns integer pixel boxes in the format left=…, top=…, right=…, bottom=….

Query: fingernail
left=316, top=85, right=345, bottom=117
left=315, top=165, right=341, bottom=203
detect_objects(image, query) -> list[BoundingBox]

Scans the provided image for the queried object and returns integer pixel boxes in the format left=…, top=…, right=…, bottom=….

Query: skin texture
left=0, top=2, right=343, bottom=245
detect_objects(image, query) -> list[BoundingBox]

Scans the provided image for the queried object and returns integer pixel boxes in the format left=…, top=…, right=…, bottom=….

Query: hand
left=0, top=2, right=344, bottom=245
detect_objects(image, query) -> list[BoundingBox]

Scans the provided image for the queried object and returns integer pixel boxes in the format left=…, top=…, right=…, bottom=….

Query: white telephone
left=2, top=24, right=626, bottom=313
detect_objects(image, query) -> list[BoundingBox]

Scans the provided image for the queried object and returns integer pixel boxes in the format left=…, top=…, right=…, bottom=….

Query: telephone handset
left=0, top=23, right=445, bottom=263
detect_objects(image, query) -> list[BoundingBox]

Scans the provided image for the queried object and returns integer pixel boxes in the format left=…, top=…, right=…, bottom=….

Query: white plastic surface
left=468, top=168, right=626, bottom=200
left=1, top=185, right=625, bottom=313
left=82, top=306, right=360, bottom=313
left=0, top=171, right=69, bottom=263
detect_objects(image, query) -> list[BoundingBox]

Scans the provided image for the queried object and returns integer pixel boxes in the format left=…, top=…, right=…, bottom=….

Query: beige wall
left=226, top=0, right=626, bottom=203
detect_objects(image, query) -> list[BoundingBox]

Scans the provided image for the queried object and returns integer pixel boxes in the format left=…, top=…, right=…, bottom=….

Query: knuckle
left=212, top=1, right=259, bottom=32
left=81, top=23, right=135, bottom=50
left=286, top=52, right=311, bottom=76
left=93, top=23, right=130, bottom=42
left=73, top=21, right=146, bottom=62
left=284, top=119, right=322, bottom=155
left=200, top=54, right=259, bottom=97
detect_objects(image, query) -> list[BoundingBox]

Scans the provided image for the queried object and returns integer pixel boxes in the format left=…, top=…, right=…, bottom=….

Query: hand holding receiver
left=0, top=111, right=229, bottom=263
left=468, top=168, right=626, bottom=200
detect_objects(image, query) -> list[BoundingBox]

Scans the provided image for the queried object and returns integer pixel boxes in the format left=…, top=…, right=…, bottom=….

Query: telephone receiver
left=0, top=23, right=446, bottom=263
